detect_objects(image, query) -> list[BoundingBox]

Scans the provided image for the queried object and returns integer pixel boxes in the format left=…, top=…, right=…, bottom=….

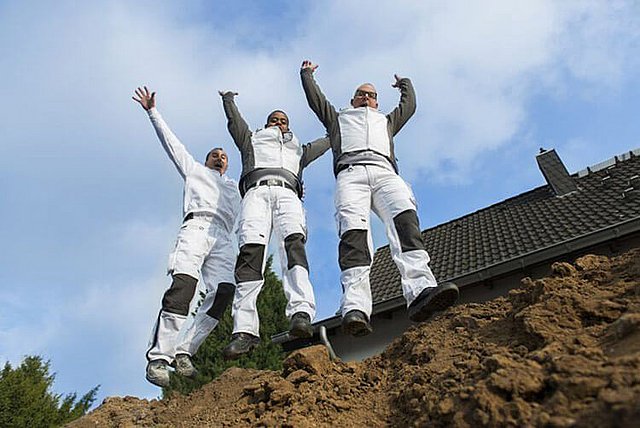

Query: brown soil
left=69, top=250, right=640, bottom=427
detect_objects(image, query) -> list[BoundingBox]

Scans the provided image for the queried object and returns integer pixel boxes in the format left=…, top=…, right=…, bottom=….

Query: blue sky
left=1, top=0, right=640, bottom=405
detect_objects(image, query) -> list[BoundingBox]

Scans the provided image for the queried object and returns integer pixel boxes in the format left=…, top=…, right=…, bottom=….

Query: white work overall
left=232, top=184, right=316, bottom=336
left=335, top=164, right=437, bottom=318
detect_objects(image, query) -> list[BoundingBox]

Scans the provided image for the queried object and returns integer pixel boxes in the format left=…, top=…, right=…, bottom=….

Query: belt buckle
left=266, top=178, right=280, bottom=187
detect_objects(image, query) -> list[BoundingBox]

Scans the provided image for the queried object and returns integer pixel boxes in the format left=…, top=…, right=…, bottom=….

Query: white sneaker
left=174, top=353, right=198, bottom=378
left=146, top=359, right=170, bottom=387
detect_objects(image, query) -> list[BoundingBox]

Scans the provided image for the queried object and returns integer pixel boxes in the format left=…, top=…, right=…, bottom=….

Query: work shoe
left=342, top=310, right=373, bottom=337
left=174, top=353, right=198, bottom=378
left=289, top=312, right=313, bottom=338
left=408, top=282, right=459, bottom=322
left=222, top=332, right=261, bottom=360
left=146, top=359, right=170, bottom=388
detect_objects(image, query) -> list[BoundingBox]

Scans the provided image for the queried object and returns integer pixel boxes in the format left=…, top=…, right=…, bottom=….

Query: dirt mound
left=69, top=250, right=640, bottom=427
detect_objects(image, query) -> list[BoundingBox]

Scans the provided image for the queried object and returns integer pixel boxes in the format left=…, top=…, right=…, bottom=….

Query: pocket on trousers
left=237, top=218, right=268, bottom=246
left=167, top=238, right=180, bottom=275
left=404, top=181, right=418, bottom=209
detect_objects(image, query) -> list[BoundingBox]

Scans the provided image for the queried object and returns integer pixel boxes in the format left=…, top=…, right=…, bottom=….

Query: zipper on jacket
left=279, top=130, right=284, bottom=168
left=365, top=107, right=370, bottom=150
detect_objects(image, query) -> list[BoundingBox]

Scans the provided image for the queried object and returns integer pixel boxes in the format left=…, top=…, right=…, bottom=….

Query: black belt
left=335, top=162, right=397, bottom=175
left=246, top=178, right=297, bottom=193
left=336, top=164, right=352, bottom=174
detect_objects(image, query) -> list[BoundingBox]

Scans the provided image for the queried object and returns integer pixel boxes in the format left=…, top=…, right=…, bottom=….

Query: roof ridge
left=576, top=148, right=640, bottom=178
left=422, top=147, right=640, bottom=234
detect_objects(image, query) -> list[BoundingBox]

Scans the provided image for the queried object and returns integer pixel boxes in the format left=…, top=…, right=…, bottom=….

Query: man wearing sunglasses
left=218, top=90, right=330, bottom=359
left=133, top=87, right=241, bottom=387
left=300, top=60, right=459, bottom=337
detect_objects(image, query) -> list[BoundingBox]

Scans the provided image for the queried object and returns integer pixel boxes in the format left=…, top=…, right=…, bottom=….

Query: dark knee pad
left=235, top=243, right=266, bottom=283
left=393, top=209, right=425, bottom=252
left=338, top=229, right=371, bottom=271
left=161, top=273, right=198, bottom=315
left=284, top=233, right=309, bottom=271
left=205, top=282, right=235, bottom=320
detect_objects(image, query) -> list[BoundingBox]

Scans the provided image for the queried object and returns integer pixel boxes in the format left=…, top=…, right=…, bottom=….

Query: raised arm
left=301, top=136, right=331, bottom=168
left=300, top=60, right=338, bottom=129
left=133, top=86, right=195, bottom=178
left=386, top=74, right=417, bottom=135
left=219, top=91, right=252, bottom=152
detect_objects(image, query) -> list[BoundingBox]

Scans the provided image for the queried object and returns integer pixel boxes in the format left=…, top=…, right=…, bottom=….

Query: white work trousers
left=147, top=215, right=236, bottom=363
left=335, top=165, right=438, bottom=318
left=232, top=185, right=316, bottom=336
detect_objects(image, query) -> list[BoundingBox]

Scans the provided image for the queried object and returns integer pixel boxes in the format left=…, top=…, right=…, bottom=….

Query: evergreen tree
left=0, top=355, right=98, bottom=427
left=165, top=256, right=289, bottom=396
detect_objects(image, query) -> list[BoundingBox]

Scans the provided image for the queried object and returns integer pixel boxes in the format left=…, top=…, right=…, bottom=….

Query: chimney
left=536, top=148, right=578, bottom=196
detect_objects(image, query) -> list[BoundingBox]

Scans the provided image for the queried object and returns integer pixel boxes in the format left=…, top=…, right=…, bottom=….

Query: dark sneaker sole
left=222, top=342, right=260, bottom=361
left=145, top=373, right=170, bottom=388
left=409, top=284, right=459, bottom=322
left=342, top=319, right=373, bottom=337
left=289, top=324, right=314, bottom=338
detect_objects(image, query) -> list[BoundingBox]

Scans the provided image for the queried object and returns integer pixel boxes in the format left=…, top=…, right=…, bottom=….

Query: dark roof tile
left=370, top=150, right=640, bottom=304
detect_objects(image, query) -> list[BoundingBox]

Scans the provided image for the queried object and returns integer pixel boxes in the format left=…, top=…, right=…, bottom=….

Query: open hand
left=218, top=90, right=238, bottom=97
left=301, top=60, right=319, bottom=73
left=391, top=74, right=402, bottom=89
left=132, top=86, right=156, bottom=111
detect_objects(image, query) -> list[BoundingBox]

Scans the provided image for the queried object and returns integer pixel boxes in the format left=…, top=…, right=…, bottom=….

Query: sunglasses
left=354, top=90, right=377, bottom=99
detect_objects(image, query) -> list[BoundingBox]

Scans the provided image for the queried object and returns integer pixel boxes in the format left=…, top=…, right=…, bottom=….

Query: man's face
left=206, top=149, right=228, bottom=174
left=350, top=83, right=378, bottom=109
left=266, top=111, right=289, bottom=134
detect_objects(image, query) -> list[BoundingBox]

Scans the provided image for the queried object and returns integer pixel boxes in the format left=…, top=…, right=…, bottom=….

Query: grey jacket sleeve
left=221, top=93, right=252, bottom=152
left=300, top=69, right=339, bottom=131
left=386, top=78, right=417, bottom=135
left=301, top=137, right=331, bottom=168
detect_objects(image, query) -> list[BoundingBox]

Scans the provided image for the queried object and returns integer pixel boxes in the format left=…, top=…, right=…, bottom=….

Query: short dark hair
left=266, top=110, right=289, bottom=125
left=205, top=147, right=225, bottom=162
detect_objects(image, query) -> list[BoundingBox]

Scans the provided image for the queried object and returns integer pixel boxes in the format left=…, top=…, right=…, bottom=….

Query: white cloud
left=0, top=272, right=167, bottom=398
left=113, top=218, right=178, bottom=261
left=4, top=1, right=636, bottom=181
left=557, top=1, right=640, bottom=88
left=284, top=0, right=640, bottom=181
left=0, top=214, right=175, bottom=398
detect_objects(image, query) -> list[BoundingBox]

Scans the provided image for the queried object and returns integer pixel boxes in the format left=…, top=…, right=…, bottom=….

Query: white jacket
left=250, top=126, right=303, bottom=176
left=300, top=69, right=417, bottom=175
left=147, top=108, right=241, bottom=233
left=337, top=107, right=391, bottom=158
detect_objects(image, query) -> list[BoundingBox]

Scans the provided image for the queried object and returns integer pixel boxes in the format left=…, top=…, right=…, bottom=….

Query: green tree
left=165, top=256, right=289, bottom=396
left=0, top=355, right=98, bottom=427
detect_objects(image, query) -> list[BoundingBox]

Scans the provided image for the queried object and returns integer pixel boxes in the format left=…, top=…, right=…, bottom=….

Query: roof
left=370, top=148, right=640, bottom=306
left=273, top=148, right=640, bottom=344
